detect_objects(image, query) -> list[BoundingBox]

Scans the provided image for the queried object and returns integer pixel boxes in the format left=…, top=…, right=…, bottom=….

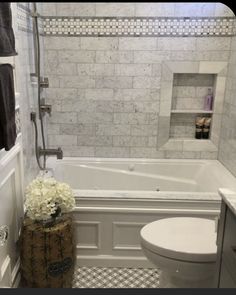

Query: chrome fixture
left=40, top=77, right=49, bottom=88
left=38, top=147, right=63, bottom=160
left=40, top=98, right=52, bottom=116
left=30, top=74, right=49, bottom=88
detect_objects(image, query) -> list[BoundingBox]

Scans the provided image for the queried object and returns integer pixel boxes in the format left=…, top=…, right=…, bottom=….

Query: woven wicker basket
left=20, top=214, right=74, bottom=288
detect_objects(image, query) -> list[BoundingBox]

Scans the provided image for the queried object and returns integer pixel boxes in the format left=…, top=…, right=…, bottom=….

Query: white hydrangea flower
left=25, top=176, right=75, bottom=221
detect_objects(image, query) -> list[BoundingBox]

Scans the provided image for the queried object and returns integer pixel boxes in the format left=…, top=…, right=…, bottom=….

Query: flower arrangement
left=25, top=176, right=75, bottom=222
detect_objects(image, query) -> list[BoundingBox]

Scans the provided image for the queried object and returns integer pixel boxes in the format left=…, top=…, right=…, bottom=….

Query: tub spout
left=38, top=147, right=63, bottom=160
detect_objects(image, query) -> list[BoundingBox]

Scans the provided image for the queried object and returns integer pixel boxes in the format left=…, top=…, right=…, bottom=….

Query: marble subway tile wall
left=42, top=2, right=234, bottom=159
left=218, top=35, right=236, bottom=176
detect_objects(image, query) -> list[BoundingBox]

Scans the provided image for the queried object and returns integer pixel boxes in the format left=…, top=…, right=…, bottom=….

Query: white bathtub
left=47, top=158, right=236, bottom=268
left=48, top=158, right=236, bottom=196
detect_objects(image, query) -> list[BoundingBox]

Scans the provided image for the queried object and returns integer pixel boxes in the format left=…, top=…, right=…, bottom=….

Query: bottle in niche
left=204, top=88, right=213, bottom=111
left=195, top=117, right=205, bottom=139
left=202, top=117, right=211, bottom=139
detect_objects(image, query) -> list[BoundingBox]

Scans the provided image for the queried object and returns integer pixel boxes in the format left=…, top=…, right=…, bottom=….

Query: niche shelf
left=171, top=110, right=213, bottom=114
left=170, top=73, right=216, bottom=140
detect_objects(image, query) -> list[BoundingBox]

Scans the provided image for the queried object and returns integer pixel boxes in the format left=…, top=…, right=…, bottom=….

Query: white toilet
left=140, top=217, right=217, bottom=288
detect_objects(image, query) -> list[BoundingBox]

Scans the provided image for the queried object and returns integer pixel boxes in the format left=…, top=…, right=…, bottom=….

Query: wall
left=218, top=35, right=236, bottom=177
left=42, top=2, right=234, bottom=159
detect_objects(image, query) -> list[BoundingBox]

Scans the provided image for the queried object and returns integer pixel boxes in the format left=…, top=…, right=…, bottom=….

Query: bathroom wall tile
left=113, top=136, right=147, bottom=147
left=135, top=3, right=175, bottom=17
left=96, top=124, right=131, bottom=136
left=47, top=123, right=60, bottom=135
left=77, top=135, right=112, bottom=146
left=48, top=135, right=77, bottom=146
left=113, top=89, right=154, bottom=101
left=164, top=151, right=184, bottom=159
left=200, top=151, right=218, bottom=159
left=119, top=38, right=157, bottom=50
left=49, top=112, right=77, bottom=124
left=77, top=64, right=115, bottom=76
left=182, top=151, right=202, bottom=159
left=60, top=76, right=95, bottom=88
left=134, top=51, right=171, bottom=63
left=81, top=38, right=118, bottom=51
left=47, top=75, right=60, bottom=88
left=95, top=3, right=135, bottom=17
left=63, top=146, right=95, bottom=157
left=77, top=113, right=113, bottom=124
left=157, top=38, right=196, bottom=51
left=133, top=77, right=161, bottom=89
left=95, top=77, right=133, bottom=89
left=130, top=148, right=165, bottom=158
left=131, top=125, right=158, bottom=136
left=148, top=137, right=157, bottom=147
left=41, top=3, right=57, bottom=15
left=95, top=147, right=130, bottom=157
left=46, top=98, right=61, bottom=111
left=45, top=88, right=81, bottom=100
left=85, top=89, right=114, bottom=100
left=183, top=140, right=218, bottom=152
left=115, top=64, right=152, bottom=76
left=56, top=3, right=96, bottom=16
left=60, top=124, right=96, bottom=136
left=174, top=3, right=216, bottom=17
left=160, top=140, right=183, bottom=151
left=169, top=51, right=196, bottom=61
left=196, top=38, right=231, bottom=51
left=61, top=99, right=96, bottom=113
left=113, top=113, right=149, bottom=125
left=199, top=62, right=228, bottom=74
left=45, top=53, right=77, bottom=76
left=152, top=64, right=162, bottom=77
left=148, top=114, right=159, bottom=125
left=194, top=51, right=230, bottom=62
left=58, top=50, right=95, bottom=63
left=44, top=37, right=80, bottom=50
left=133, top=101, right=160, bottom=113
left=174, top=86, right=196, bottom=98
left=96, top=51, right=133, bottom=64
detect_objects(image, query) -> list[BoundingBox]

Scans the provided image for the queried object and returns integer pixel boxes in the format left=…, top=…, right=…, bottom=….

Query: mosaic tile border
left=43, top=16, right=236, bottom=37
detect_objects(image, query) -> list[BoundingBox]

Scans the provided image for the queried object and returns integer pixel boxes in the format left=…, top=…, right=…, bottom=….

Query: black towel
left=0, top=2, right=17, bottom=56
left=0, top=64, right=16, bottom=151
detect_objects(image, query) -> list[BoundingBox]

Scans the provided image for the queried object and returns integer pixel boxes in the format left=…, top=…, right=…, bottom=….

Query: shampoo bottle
left=204, top=88, right=213, bottom=111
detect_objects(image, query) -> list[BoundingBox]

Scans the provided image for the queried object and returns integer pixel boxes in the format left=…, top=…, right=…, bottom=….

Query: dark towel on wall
left=0, top=64, right=16, bottom=151
left=0, top=2, right=17, bottom=56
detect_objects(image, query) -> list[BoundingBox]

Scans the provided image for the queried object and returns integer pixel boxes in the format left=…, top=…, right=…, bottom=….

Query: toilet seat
left=140, top=217, right=217, bottom=263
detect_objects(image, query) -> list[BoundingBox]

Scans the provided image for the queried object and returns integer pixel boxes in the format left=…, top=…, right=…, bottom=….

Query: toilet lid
left=140, top=217, right=217, bottom=262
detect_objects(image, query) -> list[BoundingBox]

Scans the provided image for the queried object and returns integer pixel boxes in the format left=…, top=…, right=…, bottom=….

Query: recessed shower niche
left=170, top=73, right=216, bottom=139
left=157, top=61, right=227, bottom=153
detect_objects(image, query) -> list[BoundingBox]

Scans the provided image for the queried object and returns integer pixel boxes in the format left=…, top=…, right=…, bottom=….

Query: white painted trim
left=0, top=143, right=21, bottom=169
left=112, top=222, right=147, bottom=251
left=74, top=206, right=219, bottom=215
left=74, top=221, right=101, bottom=250
left=76, top=255, right=155, bottom=268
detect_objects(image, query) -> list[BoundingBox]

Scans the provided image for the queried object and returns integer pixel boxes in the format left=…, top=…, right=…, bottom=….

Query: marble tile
left=119, top=38, right=157, bottom=50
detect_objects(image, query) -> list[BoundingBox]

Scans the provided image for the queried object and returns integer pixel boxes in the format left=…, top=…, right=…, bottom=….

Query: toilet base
left=159, top=270, right=215, bottom=288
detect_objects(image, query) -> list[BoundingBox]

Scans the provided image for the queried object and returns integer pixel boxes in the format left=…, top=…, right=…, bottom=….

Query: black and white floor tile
left=73, top=267, right=160, bottom=288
